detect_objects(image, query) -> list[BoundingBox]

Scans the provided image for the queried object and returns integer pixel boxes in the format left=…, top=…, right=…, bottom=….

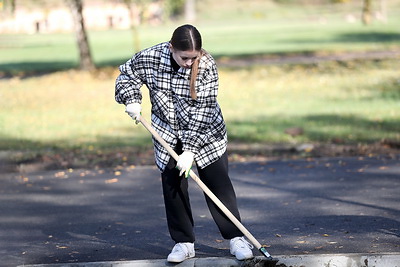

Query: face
left=170, top=46, right=200, bottom=69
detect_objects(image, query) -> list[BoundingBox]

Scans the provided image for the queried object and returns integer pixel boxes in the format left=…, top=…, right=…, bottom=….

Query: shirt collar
left=159, top=42, right=191, bottom=79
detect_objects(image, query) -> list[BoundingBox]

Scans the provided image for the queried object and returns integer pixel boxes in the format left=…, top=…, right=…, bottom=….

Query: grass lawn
left=1, top=59, right=399, bottom=153
left=219, top=60, right=400, bottom=143
left=0, top=1, right=399, bottom=166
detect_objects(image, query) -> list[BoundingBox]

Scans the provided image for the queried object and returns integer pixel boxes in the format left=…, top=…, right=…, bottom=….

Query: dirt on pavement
left=1, top=140, right=399, bottom=175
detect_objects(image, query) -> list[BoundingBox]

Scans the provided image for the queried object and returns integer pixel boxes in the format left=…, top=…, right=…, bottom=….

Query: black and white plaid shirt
left=115, top=42, right=227, bottom=171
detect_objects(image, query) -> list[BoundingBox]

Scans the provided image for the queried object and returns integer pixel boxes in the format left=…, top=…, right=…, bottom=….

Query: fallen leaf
left=55, top=171, right=66, bottom=178
left=105, top=178, right=118, bottom=184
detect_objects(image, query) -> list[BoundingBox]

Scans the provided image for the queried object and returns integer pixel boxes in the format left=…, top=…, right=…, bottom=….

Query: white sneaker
left=167, top=242, right=195, bottom=263
left=230, top=237, right=254, bottom=260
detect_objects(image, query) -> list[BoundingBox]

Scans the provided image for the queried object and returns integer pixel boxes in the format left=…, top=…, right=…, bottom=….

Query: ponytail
left=189, top=49, right=203, bottom=100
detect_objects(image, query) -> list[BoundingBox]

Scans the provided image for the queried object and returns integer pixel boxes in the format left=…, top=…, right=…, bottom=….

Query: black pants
left=161, top=143, right=242, bottom=243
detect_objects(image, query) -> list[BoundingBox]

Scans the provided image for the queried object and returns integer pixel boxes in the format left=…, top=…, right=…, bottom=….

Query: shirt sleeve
left=181, top=58, right=220, bottom=153
left=115, top=53, right=145, bottom=105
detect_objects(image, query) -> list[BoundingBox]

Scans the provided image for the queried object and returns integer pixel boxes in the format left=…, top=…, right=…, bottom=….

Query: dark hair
left=171, top=24, right=203, bottom=100
left=170, top=24, right=202, bottom=52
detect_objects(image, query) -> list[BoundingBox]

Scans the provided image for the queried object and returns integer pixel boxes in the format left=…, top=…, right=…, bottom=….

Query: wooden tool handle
left=139, top=116, right=268, bottom=255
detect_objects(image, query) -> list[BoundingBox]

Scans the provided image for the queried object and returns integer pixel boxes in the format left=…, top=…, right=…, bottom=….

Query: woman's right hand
left=125, top=103, right=142, bottom=123
left=176, top=151, right=194, bottom=178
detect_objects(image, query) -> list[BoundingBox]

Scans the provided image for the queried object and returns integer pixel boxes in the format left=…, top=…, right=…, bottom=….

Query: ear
left=169, top=43, right=175, bottom=53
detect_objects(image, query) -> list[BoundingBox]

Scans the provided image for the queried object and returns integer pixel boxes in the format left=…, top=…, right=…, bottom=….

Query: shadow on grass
left=0, top=61, right=78, bottom=78
left=227, top=113, right=400, bottom=143
left=337, top=32, right=400, bottom=43
left=1, top=112, right=398, bottom=158
left=284, top=31, right=400, bottom=45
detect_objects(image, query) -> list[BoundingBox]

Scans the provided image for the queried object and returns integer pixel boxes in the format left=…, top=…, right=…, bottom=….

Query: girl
left=115, top=24, right=253, bottom=263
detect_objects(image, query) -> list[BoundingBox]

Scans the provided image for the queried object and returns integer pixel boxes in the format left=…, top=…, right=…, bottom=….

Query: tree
left=1, top=0, right=15, bottom=12
left=66, top=0, right=95, bottom=70
left=330, top=0, right=386, bottom=25
left=166, top=0, right=185, bottom=19
left=377, top=0, right=387, bottom=23
left=184, top=0, right=196, bottom=22
left=122, top=0, right=145, bottom=52
left=361, top=0, right=372, bottom=25
left=0, top=0, right=16, bottom=15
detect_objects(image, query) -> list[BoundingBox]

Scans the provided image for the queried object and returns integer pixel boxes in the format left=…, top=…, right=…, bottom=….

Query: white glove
left=125, top=103, right=141, bottom=123
left=176, top=151, right=194, bottom=178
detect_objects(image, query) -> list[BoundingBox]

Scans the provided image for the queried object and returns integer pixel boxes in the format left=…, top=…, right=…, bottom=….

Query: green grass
left=1, top=59, right=399, bottom=155
left=0, top=1, right=399, bottom=160
left=1, top=2, right=400, bottom=75
left=219, top=60, right=400, bottom=143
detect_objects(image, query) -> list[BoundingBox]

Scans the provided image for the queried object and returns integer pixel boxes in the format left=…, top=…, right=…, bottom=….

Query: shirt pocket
left=173, top=94, right=195, bottom=130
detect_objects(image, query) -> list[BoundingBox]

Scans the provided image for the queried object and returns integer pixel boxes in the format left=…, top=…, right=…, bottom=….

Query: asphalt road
left=0, top=155, right=399, bottom=267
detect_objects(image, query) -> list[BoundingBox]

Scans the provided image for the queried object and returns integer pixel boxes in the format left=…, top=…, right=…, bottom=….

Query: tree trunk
left=67, top=0, right=95, bottom=70
left=361, top=0, right=372, bottom=25
left=378, top=0, right=387, bottom=23
left=185, top=0, right=196, bottom=23
left=124, top=0, right=141, bottom=52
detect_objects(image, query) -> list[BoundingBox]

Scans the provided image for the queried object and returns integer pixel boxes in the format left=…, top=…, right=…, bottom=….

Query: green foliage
left=164, top=0, right=185, bottom=19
